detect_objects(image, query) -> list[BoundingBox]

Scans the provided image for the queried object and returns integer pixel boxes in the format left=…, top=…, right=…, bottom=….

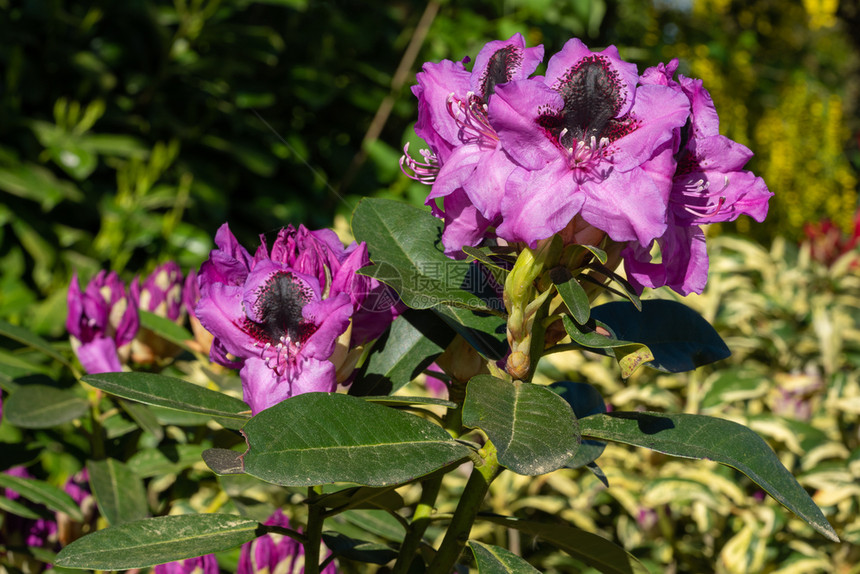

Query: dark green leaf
left=242, top=393, right=471, bottom=486
left=478, top=515, right=649, bottom=574
left=120, top=399, right=164, bottom=441
left=350, top=309, right=453, bottom=396
left=433, top=305, right=507, bottom=361
left=138, top=310, right=194, bottom=352
left=468, top=540, right=540, bottom=573
left=362, top=395, right=457, bottom=409
left=86, top=459, right=149, bottom=525
left=3, top=385, right=89, bottom=428
left=579, top=412, right=839, bottom=542
left=0, top=494, right=46, bottom=520
left=351, top=198, right=503, bottom=315
left=322, top=532, right=398, bottom=564
left=0, top=319, right=70, bottom=367
left=54, top=514, right=261, bottom=569
left=340, top=508, right=406, bottom=542
left=82, top=372, right=250, bottom=429
left=549, top=381, right=607, bottom=470
left=128, top=444, right=209, bottom=478
left=562, top=316, right=654, bottom=378
left=0, top=474, right=83, bottom=522
left=311, top=486, right=404, bottom=512
left=202, top=448, right=245, bottom=475
left=462, top=376, right=579, bottom=475
left=553, top=273, right=590, bottom=324
left=591, top=300, right=731, bottom=372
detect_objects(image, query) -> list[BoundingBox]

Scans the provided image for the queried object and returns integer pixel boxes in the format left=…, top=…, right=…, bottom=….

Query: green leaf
left=362, top=395, right=457, bottom=409
left=591, top=300, right=731, bottom=372
left=549, top=381, right=607, bottom=470
left=0, top=319, right=70, bottom=367
left=54, top=514, right=261, bottom=569
left=127, top=444, right=209, bottom=478
left=554, top=273, right=590, bottom=324
left=579, top=412, right=839, bottom=542
left=3, top=385, right=89, bottom=428
left=340, top=508, right=406, bottom=542
left=138, top=310, right=194, bottom=352
left=241, top=393, right=471, bottom=486
left=468, top=540, right=540, bottom=573
left=350, top=309, right=452, bottom=396
left=0, top=474, right=83, bottom=522
left=562, top=315, right=654, bottom=378
left=462, top=376, right=579, bottom=475
left=82, top=372, right=250, bottom=429
left=202, top=448, right=245, bottom=475
left=322, top=532, right=398, bottom=565
left=86, top=458, right=149, bottom=525
left=433, top=304, right=507, bottom=361
left=351, top=198, right=503, bottom=315
left=0, top=494, right=47, bottom=520
left=478, top=515, right=649, bottom=574
left=120, top=399, right=164, bottom=441
left=311, top=486, right=404, bottom=513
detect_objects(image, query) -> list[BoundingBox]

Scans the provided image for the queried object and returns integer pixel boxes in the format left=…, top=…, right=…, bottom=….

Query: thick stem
left=426, top=442, right=502, bottom=574
left=304, top=488, right=325, bottom=574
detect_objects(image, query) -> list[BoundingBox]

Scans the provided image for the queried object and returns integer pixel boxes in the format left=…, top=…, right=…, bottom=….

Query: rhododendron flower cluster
left=403, top=34, right=772, bottom=295
left=195, top=223, right=397, bottom=414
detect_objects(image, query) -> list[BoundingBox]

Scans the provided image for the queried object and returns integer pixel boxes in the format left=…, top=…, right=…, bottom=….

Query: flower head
left=490, top=39, right=689, bottom=246
left=67, top=271, right=139, bottom=374
left=196, top=224, right=395, bottom=414
left=621, top=59, right=773, bottom=294
left=237, top=509, right=337, bottom=574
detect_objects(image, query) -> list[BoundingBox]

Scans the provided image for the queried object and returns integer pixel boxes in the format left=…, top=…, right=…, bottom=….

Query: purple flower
left=238, top=510, right=337, bottom=574
left=132, top=262, right=185, bottom=322
left=154, top=555, right=219, bottom=574
left=67, top=271, right=139, bottom=374
left=621, top=60, right=772, bottom=295
left=489, top=39, right=690, bottom=246
left=130, top=261, right=187, bottom=363
left=196, top=224, right=395, bottom=414
left=403, top=33, right=544, bottom=255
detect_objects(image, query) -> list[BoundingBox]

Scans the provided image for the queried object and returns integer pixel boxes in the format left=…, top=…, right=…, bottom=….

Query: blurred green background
left=2, top=1, right=860, bottom=572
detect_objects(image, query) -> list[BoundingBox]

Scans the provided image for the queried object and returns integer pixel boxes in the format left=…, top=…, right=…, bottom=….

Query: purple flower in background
left=196, top=224, right=395, bottom=414
left=237, top=510, right=337, bottom=574
left=67, top=271, right=139, bottom=374
left=490, top=38, right=689, bottom=246
left=621, top=59, right=772, bottom=295
left=403, top=33, right=544, bottom=255
left=132, top=261, right=185, bottom=322
left=130, top=261, right=187, bottom=363
left=155, top=554, right=219, bottom=574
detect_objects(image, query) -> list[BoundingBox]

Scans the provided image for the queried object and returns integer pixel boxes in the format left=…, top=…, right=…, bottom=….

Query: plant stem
left=392, top=381, right=467, bottom=573
left=426, top=441, right=502, bottom=574
left=391, top=475, right=444, bottom=574
left=304, top=488, right=325, bottom=574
